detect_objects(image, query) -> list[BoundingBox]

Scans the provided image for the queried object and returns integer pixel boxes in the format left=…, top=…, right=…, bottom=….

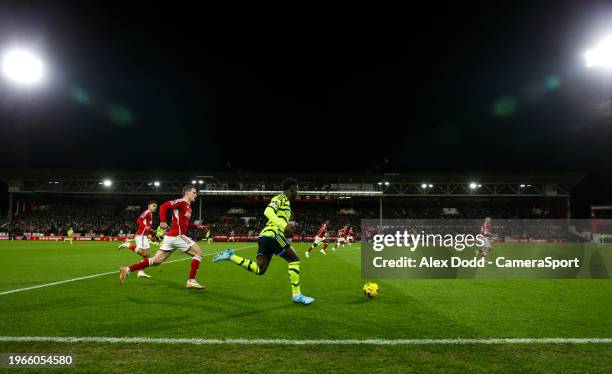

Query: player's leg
left=119, top=248, right=171, bottom=284
left=319, top=242, right=328, bottom=255
left=316, top=237, right=328, bottom=255
left=305, top=241, right=317, bottom=256
left=306, top=236, right=322, bottom=257
left=118, top=238, right=141, bottom=252
left=477, top=237, right=491, bottom=257
left=184, top=242, right=205, bottom=289
left=135, top=248, right=152, bottom=278
left=279, top=247, right=314, bottom=305
left=483, top=246, right=492, bottom=256
left=213, top=238, right=271, bottom=275
left=127, top=236, right=152, bottom=277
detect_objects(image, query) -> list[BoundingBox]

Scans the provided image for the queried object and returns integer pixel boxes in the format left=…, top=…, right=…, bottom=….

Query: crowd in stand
left=8, top=199, right=563, bottom=238
left=10, top=205, right=135, bottom=237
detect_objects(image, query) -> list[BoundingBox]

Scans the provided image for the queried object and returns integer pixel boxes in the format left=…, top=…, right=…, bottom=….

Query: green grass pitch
left=1, top=241, right=612, bottom=372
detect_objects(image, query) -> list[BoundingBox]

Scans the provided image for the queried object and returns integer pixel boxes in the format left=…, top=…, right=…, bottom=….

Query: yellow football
left=362, top=282, right=380, bottom=298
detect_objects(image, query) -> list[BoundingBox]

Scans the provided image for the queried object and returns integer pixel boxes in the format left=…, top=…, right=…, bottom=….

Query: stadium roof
left=0, top=169, right=584, bottom=197
left=0, top=169, right=586, bottom=186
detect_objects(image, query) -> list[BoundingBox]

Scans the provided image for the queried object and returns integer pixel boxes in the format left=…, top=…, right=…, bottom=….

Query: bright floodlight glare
left=421, top=183, right=427, bottom=188
left=102, top=179, right=112, bottom=187
left=377, top=182, right=383, bottom=186
left=469, top=182, right=478, bottom=189
left=585, top=36, right=612, bottom=68
left=198, top=180, right=204, bottom=185
left=2, top=49, right=45, bottom=85
left=153, top=181, right=160, bottom=187
left=384, top=181, right=390, bottom=186
left=191, top=180, right=197, bottom=184
left=428, top=184, right=433, bottom=188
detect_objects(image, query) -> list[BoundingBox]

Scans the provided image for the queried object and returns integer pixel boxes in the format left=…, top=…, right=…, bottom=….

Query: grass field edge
left=2, top=336, right=612, bottom=345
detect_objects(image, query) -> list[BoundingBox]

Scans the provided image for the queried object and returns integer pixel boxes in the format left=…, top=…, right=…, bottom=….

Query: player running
left=119, top=185, right=208, bottom=289
left=64, top=227, right=74, bottom=245
left=227, top=230, right=236, bottom=242
left=205, top=229, right=213, bottom=243
left=332, top=225, right=348, bottom=251
left=346, top=226, right=354, bottom=246
left=304, top=220, right=330, bottom=258
left=477, top=217, right=495, bottom=257
left=117, top=200, right=158, bottom=278
left=212, top=178, right=314, bottom=305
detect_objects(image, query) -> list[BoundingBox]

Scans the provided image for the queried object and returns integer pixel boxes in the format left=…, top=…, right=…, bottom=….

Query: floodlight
left=2, top=49, right=45, bottom=85
left=585, top=36, right=612, bottom=68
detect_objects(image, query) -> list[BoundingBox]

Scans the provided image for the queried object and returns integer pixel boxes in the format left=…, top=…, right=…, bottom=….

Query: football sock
left=188, top=255, right=201, bottom=280
left=230, top=255, right=260, bottom=275
left=288, top=262, right=300, bottom=296
left=129, top=258, right=151, bottom=273
left=323, top=243, right=329, bottom=250
left=129, top=245, right=137, bottom=252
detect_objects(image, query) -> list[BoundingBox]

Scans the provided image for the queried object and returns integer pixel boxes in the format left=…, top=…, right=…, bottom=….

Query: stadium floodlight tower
left=584, top=35, right=612, bottom=172
left=1, top=48, right=45, bottom=86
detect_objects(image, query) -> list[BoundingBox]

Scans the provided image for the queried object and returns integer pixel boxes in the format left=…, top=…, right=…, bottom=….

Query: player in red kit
left=332, top=226, right=348, bottom=251
left=119, top=185, right=208, bottom=289
left=305, top=220, right=330, bottom=258
left=346, top=226, right=354, bottom=246
left=477, top=217, right=495, bottom=257
left=117, top=200, right=157, bottom=278
left=228, top=230, right=236, bottom=242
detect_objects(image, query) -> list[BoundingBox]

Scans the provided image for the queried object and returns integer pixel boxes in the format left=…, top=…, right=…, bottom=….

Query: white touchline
left=0, top=336, right=611, bottom=345
left=0, top=245, right=257, bottom=296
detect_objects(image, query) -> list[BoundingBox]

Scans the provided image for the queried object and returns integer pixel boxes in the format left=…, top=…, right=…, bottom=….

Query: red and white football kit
left=134, top=209, right=153, bottom=250
left=346, top=228, right=354, bottom=242
left=313, top=223, right=328, bottom=245
left=159, top=199, right=200, bottom=252
left=337, top=228, right=347, bottom=244
left=480, top=221, right=493, bottom=248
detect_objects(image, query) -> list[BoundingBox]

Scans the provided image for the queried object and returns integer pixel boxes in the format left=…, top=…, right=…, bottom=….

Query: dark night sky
left=1, top=1, right=612, bottom=176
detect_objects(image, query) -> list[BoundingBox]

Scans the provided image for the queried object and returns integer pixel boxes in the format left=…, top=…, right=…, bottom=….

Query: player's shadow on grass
left=223, top=303, right=294, bottom=319
left=147, top=277, right=256, bottom=303
left=124, top=278, right=280, bottom=317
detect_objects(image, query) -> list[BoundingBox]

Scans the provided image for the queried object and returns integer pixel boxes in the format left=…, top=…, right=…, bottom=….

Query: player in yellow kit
left=213, top=178, right=314, bottom=304
left=64, top=228, right=75, bottom=245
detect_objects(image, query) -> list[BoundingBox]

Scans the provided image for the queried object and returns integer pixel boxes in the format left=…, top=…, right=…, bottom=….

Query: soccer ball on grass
left=362, top=282, right=380, bottom=298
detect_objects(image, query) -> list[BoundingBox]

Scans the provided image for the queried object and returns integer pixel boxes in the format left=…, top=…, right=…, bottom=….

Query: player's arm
left=188, top=223, right=209, bottom=231
left=137, top=214, right=148, bottom=230
left=264, top=197, right=287, bottom=231
left=158, top=200, right=183, bottom=228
